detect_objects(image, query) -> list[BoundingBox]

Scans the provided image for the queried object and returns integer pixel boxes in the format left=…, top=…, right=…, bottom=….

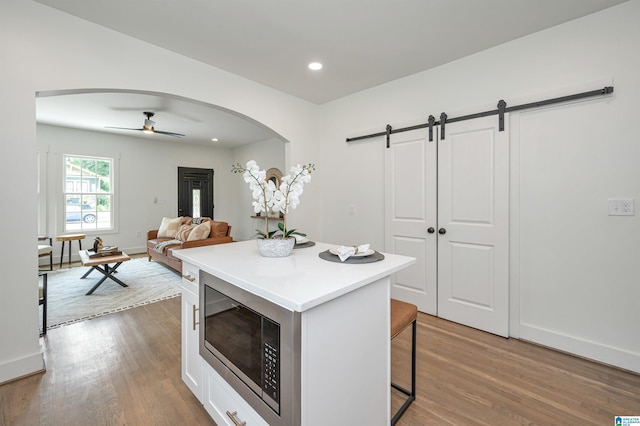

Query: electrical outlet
left=608, top=198, right=635, bottom=216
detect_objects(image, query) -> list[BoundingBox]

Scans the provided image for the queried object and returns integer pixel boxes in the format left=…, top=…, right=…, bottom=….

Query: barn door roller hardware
left=386, top=124, right=392, bottom=148
left=439, top=112, right=447, bottom=140
left=345, top=86, right=614, bottom=146
left=427, top=115, right=435, bottom=141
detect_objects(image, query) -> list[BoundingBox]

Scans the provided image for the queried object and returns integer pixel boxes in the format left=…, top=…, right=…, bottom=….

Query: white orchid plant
left=232, top=161, right=315, bottom=239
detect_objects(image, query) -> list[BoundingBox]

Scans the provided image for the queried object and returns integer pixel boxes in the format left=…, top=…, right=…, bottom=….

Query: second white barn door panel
left=437, top=116, right=510, bottom=337
left=385, top=115, right=509, bottom=336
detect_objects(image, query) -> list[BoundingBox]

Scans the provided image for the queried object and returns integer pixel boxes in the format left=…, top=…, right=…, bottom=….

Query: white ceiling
left=34, top=0, right=628, bottom=146
left=37, top=90, right=282, bottom=148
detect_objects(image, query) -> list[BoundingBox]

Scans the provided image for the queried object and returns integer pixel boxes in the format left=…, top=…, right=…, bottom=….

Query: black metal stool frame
left=391, top=318, right=416, bottom=425
left=39, top=272, right=47, bottom=336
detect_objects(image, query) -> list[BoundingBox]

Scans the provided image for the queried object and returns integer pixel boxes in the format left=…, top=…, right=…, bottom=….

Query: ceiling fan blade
left=106, top=112, right=185, bottom=138
left=105, top=126, right=183, bottom=137
left=153, top=130, right=185, bottom=138
left=105, top=126, right=144, bottom=132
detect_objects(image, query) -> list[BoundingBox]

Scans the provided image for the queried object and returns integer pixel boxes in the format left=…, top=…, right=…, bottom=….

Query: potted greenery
left=232, top=160, right=315, bottom=257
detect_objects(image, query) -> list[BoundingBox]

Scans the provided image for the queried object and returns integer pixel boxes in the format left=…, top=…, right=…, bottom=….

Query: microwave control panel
left=263, top=341, right=279, bottom=403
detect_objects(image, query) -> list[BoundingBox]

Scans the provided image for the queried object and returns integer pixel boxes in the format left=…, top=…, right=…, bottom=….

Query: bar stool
left=56, top=233, right=86, bottom=268
left=390, top=298, right=417, bottom=425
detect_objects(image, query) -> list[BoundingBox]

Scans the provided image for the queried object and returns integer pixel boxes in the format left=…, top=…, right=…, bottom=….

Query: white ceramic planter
left=256, top=238, right=295, bottom=258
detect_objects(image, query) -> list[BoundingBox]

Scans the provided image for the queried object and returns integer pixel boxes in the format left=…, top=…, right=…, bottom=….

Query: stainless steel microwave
left=199, top=271, right=301, bottom=426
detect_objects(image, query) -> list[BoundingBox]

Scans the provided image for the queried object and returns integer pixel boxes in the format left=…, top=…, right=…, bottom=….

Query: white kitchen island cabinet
left=180, top=261, right=204, bottom=403
left=175, top=240, right=415, bottom=426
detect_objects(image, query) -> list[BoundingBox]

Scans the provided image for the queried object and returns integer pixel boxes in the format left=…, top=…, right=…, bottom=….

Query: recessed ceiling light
left=211, top=138, right=219, bottom=142
left=308, top=62, right=323, bottom=71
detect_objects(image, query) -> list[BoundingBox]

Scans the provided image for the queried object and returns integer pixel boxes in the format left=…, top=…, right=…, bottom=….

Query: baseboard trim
left=0, top=351, right=45, bottom=385
left=520, top=323, right=640, bottom=374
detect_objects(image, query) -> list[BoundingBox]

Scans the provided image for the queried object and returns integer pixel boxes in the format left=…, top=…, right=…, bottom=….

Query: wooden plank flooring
left=0, top=297, right=213, bottom=426
left=1, top=298, right=638, bottom=425
left=391, top=313, right=640, bottom=425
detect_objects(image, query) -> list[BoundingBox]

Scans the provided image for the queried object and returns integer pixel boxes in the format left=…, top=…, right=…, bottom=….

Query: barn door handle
left=438, top=228, right=447, bottom=235
left=427, top=227, right=435, bottom=234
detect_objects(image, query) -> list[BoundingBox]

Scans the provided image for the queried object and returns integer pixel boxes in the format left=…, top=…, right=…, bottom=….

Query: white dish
left=295, top=237, right=310, bottom=244
left=329, top=248, right=375, bottom=257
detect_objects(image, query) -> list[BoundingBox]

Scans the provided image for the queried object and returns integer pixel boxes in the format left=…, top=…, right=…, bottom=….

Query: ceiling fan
left=105, top=111, right=185, bottom=138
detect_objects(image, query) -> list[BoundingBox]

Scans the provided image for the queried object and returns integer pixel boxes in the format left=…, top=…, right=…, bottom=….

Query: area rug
left=43, top=257, right=182, bottom=330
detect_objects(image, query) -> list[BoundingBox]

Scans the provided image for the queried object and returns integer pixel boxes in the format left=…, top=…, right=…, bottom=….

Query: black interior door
left=178, top=167, right=214, bottom=219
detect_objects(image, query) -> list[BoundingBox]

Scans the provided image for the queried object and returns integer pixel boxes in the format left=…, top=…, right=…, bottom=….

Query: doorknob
left=427, top=227, right=435, bottom=234
left=438, top=228, right=446, bottom=235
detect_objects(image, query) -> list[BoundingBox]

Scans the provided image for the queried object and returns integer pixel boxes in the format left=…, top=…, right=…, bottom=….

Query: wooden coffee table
left=79, top=250, right=131, bottom=295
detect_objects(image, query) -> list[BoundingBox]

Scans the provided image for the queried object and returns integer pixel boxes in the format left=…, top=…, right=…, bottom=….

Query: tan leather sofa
left=147, top=217, right=232, bottom=273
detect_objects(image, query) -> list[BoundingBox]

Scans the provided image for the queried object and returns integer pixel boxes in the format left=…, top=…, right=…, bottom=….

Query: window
left=63, top=155, right=113, bottom=232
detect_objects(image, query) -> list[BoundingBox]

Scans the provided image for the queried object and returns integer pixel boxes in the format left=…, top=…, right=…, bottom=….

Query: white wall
left=317, top=1, right=640, bottom=371
left=37, top=124, right=240, bottom=260
left=0, top=0, right=318, bottom=383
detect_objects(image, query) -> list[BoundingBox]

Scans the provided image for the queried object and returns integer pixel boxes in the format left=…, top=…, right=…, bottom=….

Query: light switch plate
left=608, top=198, right=635, bottom=216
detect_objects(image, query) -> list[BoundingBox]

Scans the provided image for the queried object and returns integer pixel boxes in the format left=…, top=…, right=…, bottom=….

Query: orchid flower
left=232, top=161, right=315, bottom=239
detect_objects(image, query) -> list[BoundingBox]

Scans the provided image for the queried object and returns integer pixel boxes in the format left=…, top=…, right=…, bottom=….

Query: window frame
left=62, top=154, right=115, bottom=233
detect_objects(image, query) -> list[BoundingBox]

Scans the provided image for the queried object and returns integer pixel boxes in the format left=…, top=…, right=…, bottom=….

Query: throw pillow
left=157, top=217, right=183, bottom=238
left=187, top=221, right=211, bottom=241
left=175, top=224, right=196, bottom=242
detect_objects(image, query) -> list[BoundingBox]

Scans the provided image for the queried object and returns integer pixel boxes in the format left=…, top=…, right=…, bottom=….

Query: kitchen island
left=175, top=240, right=415, bottom=426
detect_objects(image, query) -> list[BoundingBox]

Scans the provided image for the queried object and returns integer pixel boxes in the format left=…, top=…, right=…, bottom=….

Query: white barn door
left=437, top=115, right=509, bottom=337
left=385, top=128, right=438, bottom=314
left=385, top=115, right=509, bottom=336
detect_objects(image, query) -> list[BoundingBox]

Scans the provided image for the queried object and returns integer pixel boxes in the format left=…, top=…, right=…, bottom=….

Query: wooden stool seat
left=56, top=233, right=86, bottom=268
left=390, top=298, right=417, bottom=425
left=391, top=298, right=417, bottom=339
left=55, top=233, right=86, bottom=242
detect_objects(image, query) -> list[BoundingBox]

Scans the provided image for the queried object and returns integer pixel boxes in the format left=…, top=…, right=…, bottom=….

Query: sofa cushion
left=187, top=221, right=211, bottom=241
left=158, top=217, right=183, bottom=238
left=38, top=245, right=53, bottom=255
left=175, top=224, right=196, bottom=242
left=209, top=221, right=229, bottom=238
left=147, top=238, right=168, bottom=250
left=147, top=238, right=182, bottom=254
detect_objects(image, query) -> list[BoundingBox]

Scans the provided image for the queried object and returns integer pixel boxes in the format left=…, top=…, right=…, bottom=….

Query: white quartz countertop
left=174, top=240, right=415, bottom=312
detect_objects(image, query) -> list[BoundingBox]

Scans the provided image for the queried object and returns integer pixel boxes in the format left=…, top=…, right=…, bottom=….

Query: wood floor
left=391, top=313, right=640, bottom=425
left=1, top=298, right=638, bottom=426
left=0, top=297, right=213, bottom=426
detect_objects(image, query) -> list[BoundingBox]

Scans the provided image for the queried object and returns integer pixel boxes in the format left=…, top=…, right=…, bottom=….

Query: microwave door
left=203, top=286, right=263, bottom=396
